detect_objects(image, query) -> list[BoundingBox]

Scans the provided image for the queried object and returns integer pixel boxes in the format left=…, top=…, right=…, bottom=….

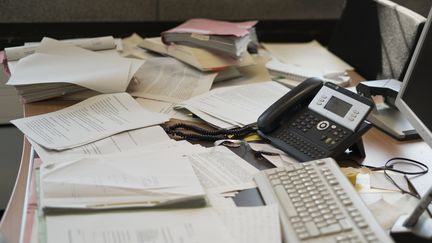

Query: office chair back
left=328, top=0, right=426, bottom=81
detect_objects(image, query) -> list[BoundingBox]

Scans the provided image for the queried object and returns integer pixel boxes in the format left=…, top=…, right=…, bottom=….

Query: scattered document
left=11, top=93, right=169, bottom=150
left=139, top=37, right=255, bottom=72
left=6, top=37, right=144, bottom=102
left=40, top=148, right=206, bottom=209
left=30, top=126, right=171, bottom=165
left=262, top=40, right=353, bottom=71
left=369, top=171, right=410, bottom=192
left=266, top=58, right=351, bottom=87
left=206, top=191, right=236, bottom=208
left=45, top=208, right=237, bottom=243
left=181, top=104, right=236, bottom=128
left=179, top=81, right=290, bottom=127
left=7, top=37, right=142, bottom=92
left=128, top=57, right=216, bottom=103
left=4, top=36, right=117, bottom=61
left=136, top=98, right=194, bottom=121
left=189, top=146, right=258, bottom=193
left=120, top=33, right=158, bottom=59
left=248, top=142, right=298, bottom=167
left=216, top=204, right=281, bottom=243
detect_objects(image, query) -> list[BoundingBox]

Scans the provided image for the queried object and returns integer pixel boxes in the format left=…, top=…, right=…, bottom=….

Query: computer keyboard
left=254, top=158, right=393, bottom=243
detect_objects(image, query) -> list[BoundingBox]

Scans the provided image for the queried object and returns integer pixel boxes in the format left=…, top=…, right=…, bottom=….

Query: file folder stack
left=162, top=18, right=257, bottom=58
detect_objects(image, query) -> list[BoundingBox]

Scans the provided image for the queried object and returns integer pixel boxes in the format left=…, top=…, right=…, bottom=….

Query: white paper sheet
left=40, top=147, right=206, bottom=209
left=30, top=126, right=171, bottom=165
left=206, top=192, right=236, bottom=208
left=5, top=36, right=117, bottom=61
left=189, top=146, right=258, bottom=193
left=216, top=204, right=281, bottom=243
left=128, top=57, right=216, bottom=103
left=247, top=142, right=299, bottom=167
left=136, top=98, right=194, bottom=121
left=180, top=81, right=290, bottom=127
left=369, top=171, right=410, bottom=192
left=45, top=208, right=237, bottom=243
left=7, top=37, right=144, bottom=93
left=181, top=104, right=237, bottom=128
left=263, top=40, right=353, bottom=71
left=11, top=93, right=169, bottom=150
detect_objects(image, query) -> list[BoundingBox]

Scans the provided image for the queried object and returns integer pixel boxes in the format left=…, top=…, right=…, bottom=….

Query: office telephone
left=257, top=78, right=374, bottom=162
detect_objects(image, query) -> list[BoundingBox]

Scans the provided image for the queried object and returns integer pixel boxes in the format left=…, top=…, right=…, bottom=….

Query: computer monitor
left=396, top=6, right=432, bottom=149
left=396, top=6, right=432, bottom=212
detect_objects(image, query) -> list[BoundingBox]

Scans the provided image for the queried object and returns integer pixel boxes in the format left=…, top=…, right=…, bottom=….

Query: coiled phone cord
left=163, top=123, right=257, bottom=141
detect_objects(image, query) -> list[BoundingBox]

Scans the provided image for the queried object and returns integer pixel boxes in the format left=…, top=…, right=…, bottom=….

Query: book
left=139, top=37, right=254, bottom=72
left=162, top=18, right=257, bottom=58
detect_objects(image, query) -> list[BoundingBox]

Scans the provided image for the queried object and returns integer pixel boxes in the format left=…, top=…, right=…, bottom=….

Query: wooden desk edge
left=0, top=139, right=32, bottom=243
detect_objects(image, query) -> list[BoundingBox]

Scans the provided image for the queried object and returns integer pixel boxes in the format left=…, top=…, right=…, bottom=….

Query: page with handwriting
left=11, top=93, right=169, bottom=150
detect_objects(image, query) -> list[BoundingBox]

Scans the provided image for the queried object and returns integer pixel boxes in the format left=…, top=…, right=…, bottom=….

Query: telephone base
left=337, top=137, right=366, bottom=161
left=369, top=103, right=419, bottom=141
left=390, top=215, right=432, bottom=243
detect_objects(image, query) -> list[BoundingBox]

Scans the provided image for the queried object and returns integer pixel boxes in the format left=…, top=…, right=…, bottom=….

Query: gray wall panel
left=158, top=0, right=345, bottom=21
left=0, top=0, right=157, bottom=22
left=393, top=0, right=432, bottom=16
left=0, top=0, right=430, bottom=23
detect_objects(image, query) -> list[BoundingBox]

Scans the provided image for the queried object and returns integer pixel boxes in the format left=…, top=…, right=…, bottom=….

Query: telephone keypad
left=276, top=111, right=353, bottom=159
left=276, top=131, right=327, bottom=159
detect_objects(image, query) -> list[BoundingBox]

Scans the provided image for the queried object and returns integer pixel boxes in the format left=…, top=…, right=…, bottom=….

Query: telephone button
left=317, top=121, right=330, bottom=130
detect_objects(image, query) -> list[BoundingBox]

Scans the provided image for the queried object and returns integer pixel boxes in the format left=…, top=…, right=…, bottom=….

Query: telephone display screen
left=324, top=96, right=352, bottom=117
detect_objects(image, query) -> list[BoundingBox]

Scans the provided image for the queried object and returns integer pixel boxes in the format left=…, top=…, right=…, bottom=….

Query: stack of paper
left=6, top=37, right=143, bottom=103
left=178, top=81, right=290, bottom=128
left=139, top=37, right=254, bottom=71
left=162, top=18, right=257, bottom=58
left=266, top=58, right=351, bottom=87
left=40, top=144, right=207, bottom=210
left=4, top=36, right=118, bottom=61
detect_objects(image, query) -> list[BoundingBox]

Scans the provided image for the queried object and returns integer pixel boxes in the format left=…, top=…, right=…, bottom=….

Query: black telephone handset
left=258, top=78, right=374, bottom=162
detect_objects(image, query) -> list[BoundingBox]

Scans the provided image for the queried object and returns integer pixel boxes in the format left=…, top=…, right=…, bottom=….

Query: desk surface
left=2, top=57, right=432, bottom=243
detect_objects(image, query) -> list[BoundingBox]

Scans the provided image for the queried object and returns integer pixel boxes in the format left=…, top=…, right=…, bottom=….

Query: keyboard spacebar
left=274, top=185, right=297, bottom=217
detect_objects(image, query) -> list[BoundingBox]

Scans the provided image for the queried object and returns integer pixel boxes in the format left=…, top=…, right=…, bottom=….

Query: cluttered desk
left=2, top=1, right=432, bottom=243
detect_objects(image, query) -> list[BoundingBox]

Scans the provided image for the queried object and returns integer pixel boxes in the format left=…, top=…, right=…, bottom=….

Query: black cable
left=368, top=157, right=429, bottom=199
left=163, top=123, right=257, bottom=141
left=339, top=157, right=428, bottom=199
